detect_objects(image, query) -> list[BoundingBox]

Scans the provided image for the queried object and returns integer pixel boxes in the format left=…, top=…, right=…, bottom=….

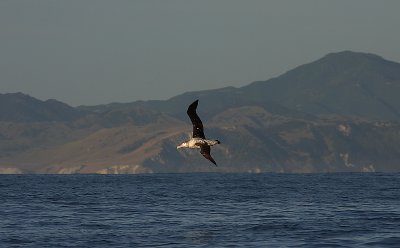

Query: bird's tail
left=216, top=140, right=221, bottom=144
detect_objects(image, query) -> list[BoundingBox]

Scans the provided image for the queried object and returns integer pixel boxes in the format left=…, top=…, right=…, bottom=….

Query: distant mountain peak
left=1, top=92, right=34, bottom=100
left=0, top=92, right=84, bottom=122
left=242, top=50, right=400, bottom=120
left=323, top=50, right=384, bottom=60
left=316, top=51, right=391, bottom=68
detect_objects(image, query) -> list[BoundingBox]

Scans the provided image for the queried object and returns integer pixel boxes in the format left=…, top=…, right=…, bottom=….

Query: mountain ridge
left=1, top=51, right=400, bottom=173
left=75, top=51, right=400, bottom=122
left=0, top=92, right=85, bottom=122
left=241, top=51, right=400, bottom=120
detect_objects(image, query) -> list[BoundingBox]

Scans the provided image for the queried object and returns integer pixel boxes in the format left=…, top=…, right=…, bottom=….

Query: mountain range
left=1, top=51, right=400, bottom=173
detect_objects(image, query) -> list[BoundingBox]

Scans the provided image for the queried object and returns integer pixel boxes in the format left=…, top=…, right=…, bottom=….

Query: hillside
left=1, top=51, right=400, bottom=173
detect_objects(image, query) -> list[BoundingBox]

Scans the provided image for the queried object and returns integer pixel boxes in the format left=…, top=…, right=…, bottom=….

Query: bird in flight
left=177, top=100, right=220, bottom=166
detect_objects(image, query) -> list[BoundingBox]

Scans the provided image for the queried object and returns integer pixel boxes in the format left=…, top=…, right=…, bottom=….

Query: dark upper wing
left=200, top=145, right=217, bottom=166
left=187, top=100, right=205, bottom=138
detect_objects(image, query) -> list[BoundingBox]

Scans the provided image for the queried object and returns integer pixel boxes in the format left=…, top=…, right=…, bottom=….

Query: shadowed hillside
left=242, top=51, right=400, bottom=120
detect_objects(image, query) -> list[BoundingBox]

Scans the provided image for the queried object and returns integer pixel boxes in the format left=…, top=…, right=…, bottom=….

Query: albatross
left=177, top=99, right=220, bottom=166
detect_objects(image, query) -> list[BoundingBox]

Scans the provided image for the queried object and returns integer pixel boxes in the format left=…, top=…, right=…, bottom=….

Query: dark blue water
left=0, top=173, right=399, bottom=247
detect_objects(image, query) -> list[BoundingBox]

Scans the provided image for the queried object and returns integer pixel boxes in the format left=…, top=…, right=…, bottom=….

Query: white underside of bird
left=177, top=138, right=220, bottom=149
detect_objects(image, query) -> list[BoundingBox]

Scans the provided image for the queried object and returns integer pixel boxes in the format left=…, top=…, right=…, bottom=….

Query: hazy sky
left=1, top=0, right=400, bottom=106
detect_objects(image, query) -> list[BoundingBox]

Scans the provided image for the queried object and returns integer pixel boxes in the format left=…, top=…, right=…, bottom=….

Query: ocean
left=0, top=173, right=399, bottom=247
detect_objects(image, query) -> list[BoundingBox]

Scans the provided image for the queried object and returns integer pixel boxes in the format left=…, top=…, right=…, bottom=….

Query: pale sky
left=1, top=0, right=400, bottom=106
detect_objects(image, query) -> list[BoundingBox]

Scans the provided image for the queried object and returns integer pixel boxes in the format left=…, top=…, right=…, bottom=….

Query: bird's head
left=177, top=142, right=188, bottom=149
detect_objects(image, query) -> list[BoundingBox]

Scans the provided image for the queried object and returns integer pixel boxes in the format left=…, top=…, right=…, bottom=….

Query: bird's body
left=177, top=100, right=220, bottom=166
left=178, top=138, right=220, bottom=149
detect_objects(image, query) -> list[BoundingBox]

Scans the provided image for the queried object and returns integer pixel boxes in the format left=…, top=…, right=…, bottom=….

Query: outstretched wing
left=200, top=145, right=217, bottom=166
left=187, top=100, right=205, bottom=139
